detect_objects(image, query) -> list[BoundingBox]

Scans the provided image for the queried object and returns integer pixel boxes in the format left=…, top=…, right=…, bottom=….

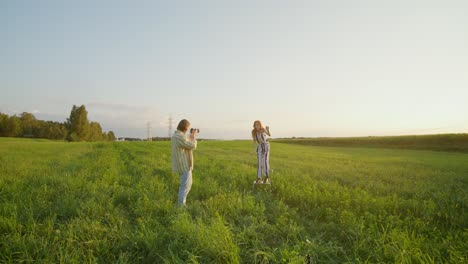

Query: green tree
left=102, top=132, right=108, bottom=141
left=88, top=122, right=103, bottom=141
left=54, top=123, right=68, bottom=140
left=39, top=121, right=67, bottom=140
left=1, top=107, right=111, bottom=141
left=3, top=115, right=22, bottom=137
left=107, top=131, right=116, bottom=141
left=66, top=105, right=90, bottom=141
left=19, top=112, right=38, bottom=137
left=0, top=112, right=8, bottom=136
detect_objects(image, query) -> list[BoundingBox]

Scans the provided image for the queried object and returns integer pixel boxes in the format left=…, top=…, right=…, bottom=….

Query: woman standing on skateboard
left=252, top=120, right=271, bottom=184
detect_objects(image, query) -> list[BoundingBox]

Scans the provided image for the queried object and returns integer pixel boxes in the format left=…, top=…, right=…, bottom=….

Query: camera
left=190, top=128, right=200, bottom=133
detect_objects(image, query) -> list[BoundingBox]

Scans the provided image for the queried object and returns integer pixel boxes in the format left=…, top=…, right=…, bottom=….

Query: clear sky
left=1, top=1, right=467, bottom=139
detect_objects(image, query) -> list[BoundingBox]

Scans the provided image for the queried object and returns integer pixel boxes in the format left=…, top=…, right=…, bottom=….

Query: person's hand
left=265, top=126, right=270, bottom=131
left=189, top=129, right=197, bottom=140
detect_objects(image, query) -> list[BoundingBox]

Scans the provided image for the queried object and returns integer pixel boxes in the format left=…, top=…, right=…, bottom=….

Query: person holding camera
left=252, top=120, right=271, bottom=184
left=171, top=119, right=199, bottom=207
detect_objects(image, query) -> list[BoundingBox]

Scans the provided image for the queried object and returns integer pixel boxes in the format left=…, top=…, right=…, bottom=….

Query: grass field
left=274, top=133, right=468, bottom=153
left=0, top=137, right=467, bottom=263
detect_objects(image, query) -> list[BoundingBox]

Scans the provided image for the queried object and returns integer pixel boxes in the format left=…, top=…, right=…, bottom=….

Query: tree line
left=0, top=105, right=116, bottom=142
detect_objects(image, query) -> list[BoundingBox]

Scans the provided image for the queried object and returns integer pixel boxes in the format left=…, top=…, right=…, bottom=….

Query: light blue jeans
left=257, top=142, right=270, bottom=179
left=178, top=170, right=192, bottom=206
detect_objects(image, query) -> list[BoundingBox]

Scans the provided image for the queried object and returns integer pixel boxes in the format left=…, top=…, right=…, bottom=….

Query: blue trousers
left=257, top=142, right=270, bottom=178
left=178, top=170, right=192, bottom=206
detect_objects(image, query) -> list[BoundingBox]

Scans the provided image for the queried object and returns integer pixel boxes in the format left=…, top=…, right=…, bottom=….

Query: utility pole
left=168, top=115, right=173, bottom=138
left=146, top=122, right=152, bottom=141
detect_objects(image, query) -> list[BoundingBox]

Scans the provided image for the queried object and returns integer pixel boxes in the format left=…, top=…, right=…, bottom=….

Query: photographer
left=171, top=119, right=198, bottom=207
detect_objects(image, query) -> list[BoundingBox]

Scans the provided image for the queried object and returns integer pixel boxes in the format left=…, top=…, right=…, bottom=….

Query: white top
left=255, top=131, right=269, bottom=144
left=171, top=130, right=197, bottom=173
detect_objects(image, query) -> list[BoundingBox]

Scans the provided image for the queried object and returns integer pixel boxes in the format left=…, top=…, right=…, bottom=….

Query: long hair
left=251, top=120, right=264, bottom=142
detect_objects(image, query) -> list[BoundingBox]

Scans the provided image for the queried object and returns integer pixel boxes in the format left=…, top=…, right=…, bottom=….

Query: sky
left=1, top=0, right=467, bottom=139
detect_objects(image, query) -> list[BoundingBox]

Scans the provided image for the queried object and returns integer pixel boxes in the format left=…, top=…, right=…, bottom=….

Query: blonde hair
left=251, top=120, right=265, bottom=142
left=177, top=119, right=190, bottom=132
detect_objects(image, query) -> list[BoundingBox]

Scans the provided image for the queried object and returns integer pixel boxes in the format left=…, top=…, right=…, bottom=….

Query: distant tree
left=55, top=123, right=68, bottom=140
left=36, top=121, right=47, bottom=139
left=66, top=105, right=90, bottom=141
left=0, top=112, right=8, bottom=136
left=88, top=122, right=103, bottom=141
left=3, top=115, right=22, bottom=137
left=68, top=132, right=80, bottom=142
left=1, top=107, right=112, bottom=141
left=102, top=132, right=108, bottom=141
left=19, top=112, right=38, bottom=137
left=39, top=121, right=67, bottom=140
left=107, top=131, right=116, bottom=141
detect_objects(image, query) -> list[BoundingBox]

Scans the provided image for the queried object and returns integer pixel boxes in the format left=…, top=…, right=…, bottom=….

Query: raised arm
left=176, top=133, right=197, bottom=150
left=265, top=126, right=271, bottom=137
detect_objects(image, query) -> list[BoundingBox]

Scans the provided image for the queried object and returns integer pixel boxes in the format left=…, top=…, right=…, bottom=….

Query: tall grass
left=274, top=133, right=468, bottom=152
left=0, top=137, right=467, bottom=263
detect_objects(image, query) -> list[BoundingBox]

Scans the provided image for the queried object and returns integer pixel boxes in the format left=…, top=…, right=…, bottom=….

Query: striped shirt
left=255, top=131, right=269, bottom=144
left=171, top=130, right=197, bottom=173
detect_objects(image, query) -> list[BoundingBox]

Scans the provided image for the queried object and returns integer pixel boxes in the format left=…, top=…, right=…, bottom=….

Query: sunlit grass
left=0, top=138, right=467, bottom=263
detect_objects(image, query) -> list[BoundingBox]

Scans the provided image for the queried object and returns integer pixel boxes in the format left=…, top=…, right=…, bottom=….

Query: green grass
left=274, top=133, right=468, bottom=153
left=0, top=137, right=467, bottom=263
